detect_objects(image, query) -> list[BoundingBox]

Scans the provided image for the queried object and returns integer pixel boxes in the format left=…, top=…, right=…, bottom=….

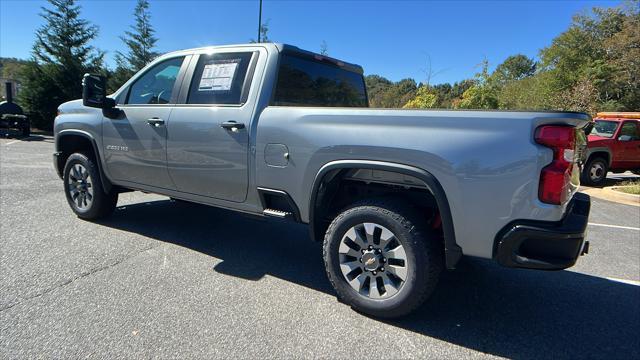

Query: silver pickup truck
left=53, top=43, right=591, bottom=318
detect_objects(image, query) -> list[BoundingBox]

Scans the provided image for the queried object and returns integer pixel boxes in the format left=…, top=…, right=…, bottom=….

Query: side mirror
left=82, top=73, right=108, bottom=108
left=618, top=135, right=632, bottom=141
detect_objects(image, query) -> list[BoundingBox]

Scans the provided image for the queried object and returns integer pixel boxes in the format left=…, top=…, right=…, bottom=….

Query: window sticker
left=198, top=59, right=240, bottom=91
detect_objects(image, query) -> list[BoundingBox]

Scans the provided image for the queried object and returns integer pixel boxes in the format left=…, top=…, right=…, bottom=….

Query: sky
left=0, top=0, right=624, bottom=85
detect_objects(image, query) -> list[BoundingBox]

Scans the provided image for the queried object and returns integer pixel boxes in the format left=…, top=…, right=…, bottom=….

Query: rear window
left=272, top=54, right=368, bottom=107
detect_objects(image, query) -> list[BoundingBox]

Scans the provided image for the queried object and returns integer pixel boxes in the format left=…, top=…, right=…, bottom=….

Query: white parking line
left=588, top=222, right=640, bottom=231
left=606, top=277, right=640, bottom=286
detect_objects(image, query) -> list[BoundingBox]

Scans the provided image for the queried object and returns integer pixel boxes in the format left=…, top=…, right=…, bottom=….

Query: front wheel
left=323, top=199, right=443, bottom=318
left=63, top=152, right=118, bottom=220
left=581, top=157, right=608, bottom=186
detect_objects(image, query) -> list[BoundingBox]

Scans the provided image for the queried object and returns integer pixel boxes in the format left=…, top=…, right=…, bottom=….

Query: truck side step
left=257, top=187, right=301, bottom=222
left=263, top=208, right=293, bottom=219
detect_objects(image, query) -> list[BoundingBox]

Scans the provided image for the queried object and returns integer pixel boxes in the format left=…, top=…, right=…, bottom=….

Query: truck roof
left=161, top=43, right=365, bottom=74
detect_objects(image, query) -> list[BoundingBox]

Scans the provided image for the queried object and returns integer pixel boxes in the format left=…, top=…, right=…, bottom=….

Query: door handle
left=147, top=118, right=165, bottom=127
left=220, top=121, right=245, bottom=132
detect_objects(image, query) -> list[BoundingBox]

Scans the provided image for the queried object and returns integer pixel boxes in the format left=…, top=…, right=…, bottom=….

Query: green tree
left=497, top=71, right=556, bottom=110
left=365, top=75, right=393, bottom=107
left=602, top=1, right=640, bottom=110
left=493, top=54, right=536, bottom=84
left=429, top=80, right=475, bottom=108
left=386, top=79, right=418, bottom=107
left=539, top=2, right=639, bottom=112
left=365, top=75, right=418, bottom=108
left=403, top=86, right=438, bottom=109
left=110, top=0, right=158, bottom=91
left=0, top=58, right=28, bottom=81
left=456, top=60, right=499, bottom=109
left=18, top=0, right=103, bottom=130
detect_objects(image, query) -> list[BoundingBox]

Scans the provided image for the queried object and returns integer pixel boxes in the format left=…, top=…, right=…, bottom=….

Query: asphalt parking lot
left=1, top=135, right=639, bottom=359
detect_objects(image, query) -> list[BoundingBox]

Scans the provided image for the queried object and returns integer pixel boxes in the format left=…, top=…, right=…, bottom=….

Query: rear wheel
left=63, top=152, right=118, bottom=220
left=323, top=199, right=443, bottom=318
left=582, top=157, right=608, bottom=186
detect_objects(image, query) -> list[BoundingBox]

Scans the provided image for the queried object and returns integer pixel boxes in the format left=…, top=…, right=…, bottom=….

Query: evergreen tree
left=19, top=0, right=103, bottom=130
left=110, top=0, right=158, bottom=91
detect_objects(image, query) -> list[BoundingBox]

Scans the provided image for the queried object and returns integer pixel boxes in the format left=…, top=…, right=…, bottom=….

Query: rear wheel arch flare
left=308, top=160, right=462, bottom=269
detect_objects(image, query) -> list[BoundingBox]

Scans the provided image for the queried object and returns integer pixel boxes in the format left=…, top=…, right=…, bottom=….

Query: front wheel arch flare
left=57, top=131, right=112, bottom=193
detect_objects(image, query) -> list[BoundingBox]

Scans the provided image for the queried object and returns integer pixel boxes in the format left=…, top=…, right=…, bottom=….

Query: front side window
left=187, top=52, right=254, bottom=105
left=127, top=57, right=185, bottom=105
left=272, top=54, right=368, bottom=107
left=620, top=121, right=639, bottom=140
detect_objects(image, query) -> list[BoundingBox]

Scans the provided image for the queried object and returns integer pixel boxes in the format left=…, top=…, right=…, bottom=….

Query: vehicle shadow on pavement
left=100, top=199, right=640, bottom=359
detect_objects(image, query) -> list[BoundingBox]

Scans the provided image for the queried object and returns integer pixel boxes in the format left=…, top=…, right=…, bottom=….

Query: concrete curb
left=609, top=186, right=640, bottom=199
left=579, top=186, right=640, bottom=207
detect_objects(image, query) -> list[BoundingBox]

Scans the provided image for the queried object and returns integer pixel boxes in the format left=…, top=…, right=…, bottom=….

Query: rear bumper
left=495, top=192, right=591, bottom=270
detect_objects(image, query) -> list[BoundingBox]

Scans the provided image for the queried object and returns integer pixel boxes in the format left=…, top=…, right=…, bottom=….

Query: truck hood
left=587, top=134, right=613, bottom=147
left=57, top=99, right=85, bottom=114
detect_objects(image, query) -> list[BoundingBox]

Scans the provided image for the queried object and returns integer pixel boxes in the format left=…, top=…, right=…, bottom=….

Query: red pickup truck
left=582, top=112, right=640, bottom=185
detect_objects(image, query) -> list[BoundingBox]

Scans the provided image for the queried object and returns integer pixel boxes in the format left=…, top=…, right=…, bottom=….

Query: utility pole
left=258, top=0, right=263, bottom=43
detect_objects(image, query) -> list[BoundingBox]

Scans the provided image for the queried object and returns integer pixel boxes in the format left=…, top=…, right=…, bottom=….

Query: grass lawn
left=616, top=180, right=640, bottom=195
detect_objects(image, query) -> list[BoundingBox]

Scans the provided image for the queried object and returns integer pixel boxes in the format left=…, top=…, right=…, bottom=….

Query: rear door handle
left=147, top=118, right=165, bottom=127
left=220, top=121, right=245, bottom=132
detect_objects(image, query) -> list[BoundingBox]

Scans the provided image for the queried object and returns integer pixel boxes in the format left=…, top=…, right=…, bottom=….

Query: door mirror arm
left=102, top=101, right=122, bottom=119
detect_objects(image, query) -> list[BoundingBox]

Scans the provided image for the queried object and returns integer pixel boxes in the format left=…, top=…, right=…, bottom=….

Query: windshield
left=591, top=120, right=619, bottom=138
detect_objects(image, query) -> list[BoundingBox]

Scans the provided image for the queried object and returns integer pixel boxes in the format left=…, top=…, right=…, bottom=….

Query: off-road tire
left=63, top=152, right=118, bottom=220
left=323, top=198, right=443, bottom=318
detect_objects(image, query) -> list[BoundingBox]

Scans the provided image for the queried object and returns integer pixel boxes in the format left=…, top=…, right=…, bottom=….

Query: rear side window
left=272, top=54, right=368, bottom=107
left=187, top=52, right=254, bottom=105
left=619, top=121, right=639, bottom=140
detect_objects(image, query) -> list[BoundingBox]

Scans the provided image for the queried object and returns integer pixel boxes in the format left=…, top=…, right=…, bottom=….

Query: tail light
left=535, top=125, right=576, bottom=205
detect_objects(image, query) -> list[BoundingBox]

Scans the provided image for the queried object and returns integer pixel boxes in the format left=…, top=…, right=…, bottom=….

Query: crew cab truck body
left=581, top=112, right=640, bottom=185
left=53, top=43, right=591, bottom=318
